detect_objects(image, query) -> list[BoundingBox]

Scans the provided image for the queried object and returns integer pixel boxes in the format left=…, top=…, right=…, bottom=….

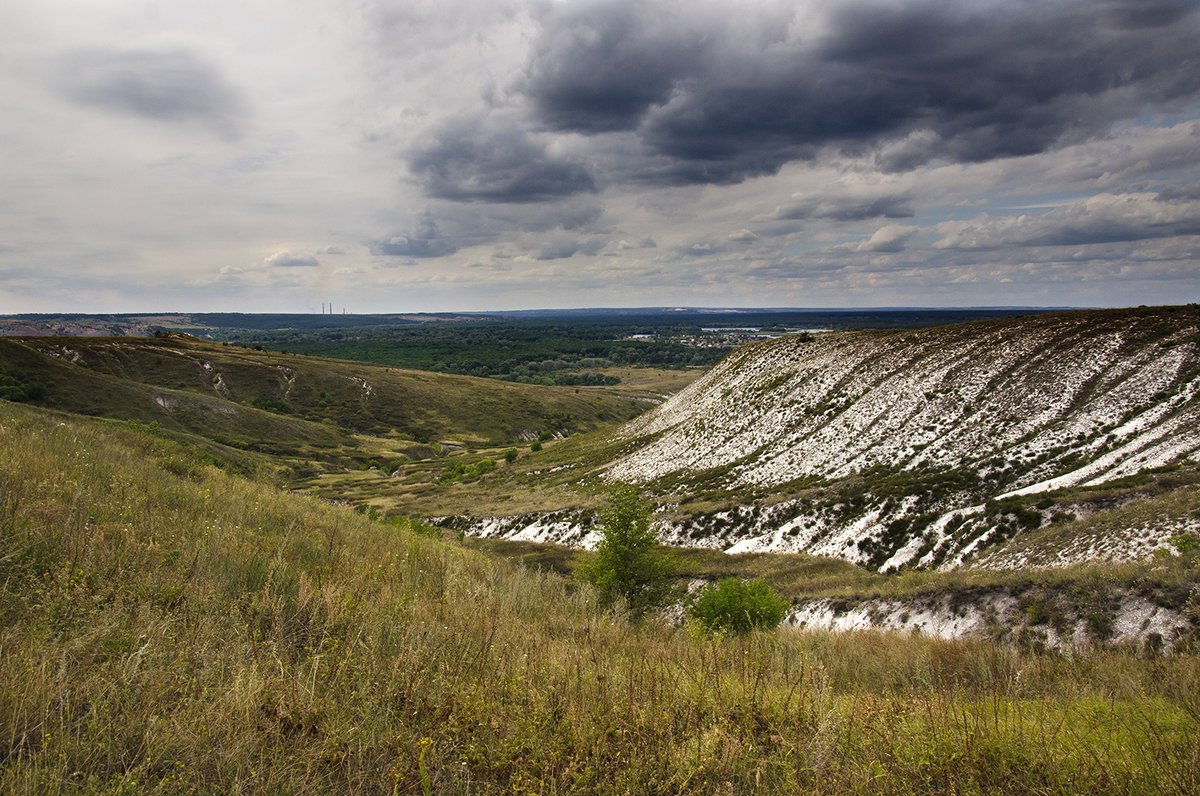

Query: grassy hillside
left=2, top=399, right=1199, bottom=793
left=0, top=334, right=662, bottom=442
left=0, top=334, right=696, bottom=494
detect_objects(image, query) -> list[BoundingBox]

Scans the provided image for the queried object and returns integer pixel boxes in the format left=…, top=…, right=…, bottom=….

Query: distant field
left=2, top=308, right=1065, bottom=385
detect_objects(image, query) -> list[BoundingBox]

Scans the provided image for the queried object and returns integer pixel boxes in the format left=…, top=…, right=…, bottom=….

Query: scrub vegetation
left=688, top=578, right=791, bottom=634
left=2, top=399, right=1199, bottom=794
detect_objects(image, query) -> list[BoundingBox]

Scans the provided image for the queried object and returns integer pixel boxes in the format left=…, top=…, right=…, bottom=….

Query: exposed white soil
left=971, top=517, right=1200, bottom=570
left=788, top=587, right=1196, bottom=653
left=444, top=510, right=604, bottom=550
left=39, top=345, right=85, bottom=364
left=789, top=595, right=1005, bottom=641
left=348, top=375, right=373, bottom=402
left=589, top=308, right=1200, bottom=570
left=609, top=315, right=1199, bottom=490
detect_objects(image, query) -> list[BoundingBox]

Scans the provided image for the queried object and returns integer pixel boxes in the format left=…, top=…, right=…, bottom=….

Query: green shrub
left=0, top=371, right=46, bottom=403
left=1170, top=533, right=1199, bottom=569
left=688, top=577, right=790, bottom=634
left=577, top=488, right=677, bottom=620
left=251, top=396, right=292, bottom=414
left=439, top=461, right=466, bottom=483
left=438, top=458, right=497, bottom=484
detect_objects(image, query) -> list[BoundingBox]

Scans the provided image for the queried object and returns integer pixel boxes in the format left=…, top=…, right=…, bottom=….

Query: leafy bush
left=577, top=488, right=676, bottom=620
left=126, top=419, right=162, bottom=435
left=1170, top=533, right=1199, bottom=569
left=688, top=577, right=790, bottom=634
left=0, top=371, right=46, bottom=403
left=438, top=458, right=497, bottom=484
left=251, top=396, right=292, bottom=414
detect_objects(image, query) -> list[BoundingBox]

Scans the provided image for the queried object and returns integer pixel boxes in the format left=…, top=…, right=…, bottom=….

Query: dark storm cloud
left=519, top=0, right=1200, bottom=185
left=52, top=49, right=248, bottom=138
left=407, top=115, right=597, bottom=203
left=520, top=1, right=707, bottom=133
left=1157, top=184, right=1200, bottom=202
left=371, top=214, right=460, bottom=259
left=1100, top=0, right=1197, bottom=27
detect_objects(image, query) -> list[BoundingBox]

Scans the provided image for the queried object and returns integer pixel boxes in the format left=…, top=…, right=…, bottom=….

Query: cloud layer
left=512, top=0, right=1200, bottom=185
left=1, top=0, right=1197, bottom=312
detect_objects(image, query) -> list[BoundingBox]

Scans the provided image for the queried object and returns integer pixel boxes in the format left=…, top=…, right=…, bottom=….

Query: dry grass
left=1, top=399, right=1198, bottom=794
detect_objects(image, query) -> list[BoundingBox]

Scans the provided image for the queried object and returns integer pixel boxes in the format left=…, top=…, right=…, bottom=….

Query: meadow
left=2, top=399, right=1197, bottom=794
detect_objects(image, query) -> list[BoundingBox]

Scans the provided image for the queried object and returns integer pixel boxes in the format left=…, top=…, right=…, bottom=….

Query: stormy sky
left=2, top=0, right=1199, bottom=312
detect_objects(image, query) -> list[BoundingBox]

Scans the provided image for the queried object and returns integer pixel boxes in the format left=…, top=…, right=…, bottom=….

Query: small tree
left=577, top=488, right=676, bottom=620
left=688, top=578, right=789, bottom=634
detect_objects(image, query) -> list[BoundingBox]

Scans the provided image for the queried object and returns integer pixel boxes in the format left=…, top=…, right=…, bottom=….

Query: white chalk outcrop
left=600, top=307, right=1200, bottom=570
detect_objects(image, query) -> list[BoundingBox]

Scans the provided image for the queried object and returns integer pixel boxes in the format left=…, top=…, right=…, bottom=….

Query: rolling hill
left=3, top=394, right=1196, bottom=793
left=6, top=308, right=1199, bottom=581
left=0, top=333, right=663, bottom=469
left=3, top=309, right=1200, bottom=652
left=455, top=306, right=1200, bottom=574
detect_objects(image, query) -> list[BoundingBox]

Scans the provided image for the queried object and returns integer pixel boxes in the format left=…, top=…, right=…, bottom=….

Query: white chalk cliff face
left=596, top=306, right=1200, bottom=570
left=611, top=309, right=1199, bottom=488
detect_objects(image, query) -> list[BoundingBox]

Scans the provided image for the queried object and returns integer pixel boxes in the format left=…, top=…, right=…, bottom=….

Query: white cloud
left=266, top=251, right=320, bottom=268
left=854, top=225, right=919, bottom=253
left=934, top=192, right=1200, bottom=250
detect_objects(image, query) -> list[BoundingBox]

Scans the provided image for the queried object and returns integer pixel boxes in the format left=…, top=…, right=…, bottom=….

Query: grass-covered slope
left=2, top=399, right=1199, bottom=794
left=0, top=333, right=657, bottom=454
left=593, top=306, right=1200, bottom=569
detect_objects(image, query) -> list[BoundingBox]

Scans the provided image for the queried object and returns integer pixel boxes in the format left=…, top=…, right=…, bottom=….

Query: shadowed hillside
left=0, top=333, right=660, bottom=464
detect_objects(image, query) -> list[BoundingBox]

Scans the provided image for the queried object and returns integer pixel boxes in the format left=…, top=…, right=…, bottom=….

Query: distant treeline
left=206, top=309, right=1063, bottom=381
left=215, top=321, right=731, bottom=381
left=0, top=309, right=1064, bottom=382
